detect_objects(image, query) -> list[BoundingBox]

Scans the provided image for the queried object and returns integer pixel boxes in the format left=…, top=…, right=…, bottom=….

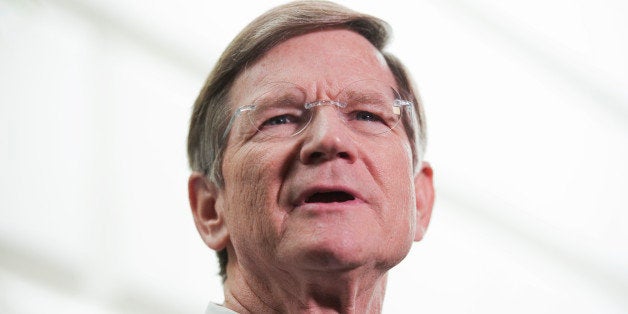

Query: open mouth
left=305, top=191, right=355, bottom=203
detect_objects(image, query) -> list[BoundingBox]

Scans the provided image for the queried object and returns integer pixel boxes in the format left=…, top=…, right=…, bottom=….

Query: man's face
left=218, top=29, right=426, bottom=275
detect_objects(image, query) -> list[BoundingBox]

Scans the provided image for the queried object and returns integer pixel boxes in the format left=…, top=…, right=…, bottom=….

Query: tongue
left=305, top=191, right=355, bottom=203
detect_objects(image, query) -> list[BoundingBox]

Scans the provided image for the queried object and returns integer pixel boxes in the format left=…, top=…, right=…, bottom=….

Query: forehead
left=230, top=29, right=396, bottom=103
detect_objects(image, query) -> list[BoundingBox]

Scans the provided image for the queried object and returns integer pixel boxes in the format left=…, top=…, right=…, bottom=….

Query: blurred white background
left=1, top=0, right=627, bottom=313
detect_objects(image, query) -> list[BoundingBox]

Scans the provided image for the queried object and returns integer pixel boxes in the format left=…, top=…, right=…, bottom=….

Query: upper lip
left=292, top=185, right=363, bottom=206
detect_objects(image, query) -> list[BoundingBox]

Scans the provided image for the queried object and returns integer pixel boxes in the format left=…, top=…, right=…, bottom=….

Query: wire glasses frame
left=221, top=79, right=414, bottom=142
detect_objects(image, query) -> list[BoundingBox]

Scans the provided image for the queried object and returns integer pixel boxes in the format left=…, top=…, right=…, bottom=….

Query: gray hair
left=187, top=0, right=427, bottom=282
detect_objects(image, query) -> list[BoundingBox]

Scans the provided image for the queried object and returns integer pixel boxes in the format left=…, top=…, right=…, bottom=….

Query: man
left=187, top=1, right=434, bottom=313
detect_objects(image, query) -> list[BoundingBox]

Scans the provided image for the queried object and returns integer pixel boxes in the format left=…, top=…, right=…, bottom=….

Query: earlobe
left=188, top=172, right=229, bottom=251
left=414, top=162, right=434, bottom=241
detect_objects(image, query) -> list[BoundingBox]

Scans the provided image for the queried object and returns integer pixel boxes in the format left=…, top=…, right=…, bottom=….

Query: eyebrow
left=342, top=89, right=388, bottom=104
left=257, top=90, right=304, bottom=106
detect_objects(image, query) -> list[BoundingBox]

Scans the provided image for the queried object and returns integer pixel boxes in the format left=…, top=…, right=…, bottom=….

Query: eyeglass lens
left=245, top=80, right=406, bottom=138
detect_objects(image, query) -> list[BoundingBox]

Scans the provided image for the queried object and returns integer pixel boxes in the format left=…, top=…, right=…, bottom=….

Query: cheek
left=377, top=141, right=416, bottom=233
left=222, top=145, right=276, bottom=220
left=226, top=148, right=270, bottom=182
left=220, top=143, right=294, bottom=253
left=374, top=140, right=414, bottom=196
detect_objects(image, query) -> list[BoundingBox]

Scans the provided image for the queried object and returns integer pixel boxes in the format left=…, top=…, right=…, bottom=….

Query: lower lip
left=292, top=200, right=364, bottom=213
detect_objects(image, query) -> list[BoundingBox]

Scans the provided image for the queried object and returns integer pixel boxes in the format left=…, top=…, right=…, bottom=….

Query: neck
left=222, top=261, right=388, bottom=313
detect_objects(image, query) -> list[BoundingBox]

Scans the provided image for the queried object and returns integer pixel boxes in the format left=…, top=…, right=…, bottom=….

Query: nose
left=299, top=106, right=358, bottom=164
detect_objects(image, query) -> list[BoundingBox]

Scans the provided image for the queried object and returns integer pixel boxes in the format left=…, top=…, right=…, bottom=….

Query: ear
left=414, top=162, right=434, bottom=241
left=188, top=172, right=229, bottom=251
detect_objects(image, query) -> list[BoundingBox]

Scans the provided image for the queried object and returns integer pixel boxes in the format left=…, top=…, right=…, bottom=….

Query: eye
left=354, top=110, right=384, bottom=122
left=262, top=114, right=298, bottom=126
left=253, top=106, right=306, bottom=137
left=344, top=102, right=396, bottom=135
left=347, top=103, right=389, bottom=125
left=253, top=99, right=304, bottom=131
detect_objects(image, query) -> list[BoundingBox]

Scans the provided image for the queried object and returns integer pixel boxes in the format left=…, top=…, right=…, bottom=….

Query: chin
left=277, top=229, right=409, bottom=273
left=303, top=240, right=368, bottom=271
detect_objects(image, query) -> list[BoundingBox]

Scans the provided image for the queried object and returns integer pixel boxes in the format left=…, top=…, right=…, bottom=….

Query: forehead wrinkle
left=231, top=30, right=397, bottom=105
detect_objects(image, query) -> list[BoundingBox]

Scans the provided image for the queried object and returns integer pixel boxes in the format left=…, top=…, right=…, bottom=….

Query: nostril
left=309, top=151, right=324, bottom=160
left=299, top=122, right=358, bottom=164
left=306, top=151, right=350, bottom=162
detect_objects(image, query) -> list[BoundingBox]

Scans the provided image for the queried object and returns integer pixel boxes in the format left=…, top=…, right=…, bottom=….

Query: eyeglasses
left=222, top=79, right=413, bottom=141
